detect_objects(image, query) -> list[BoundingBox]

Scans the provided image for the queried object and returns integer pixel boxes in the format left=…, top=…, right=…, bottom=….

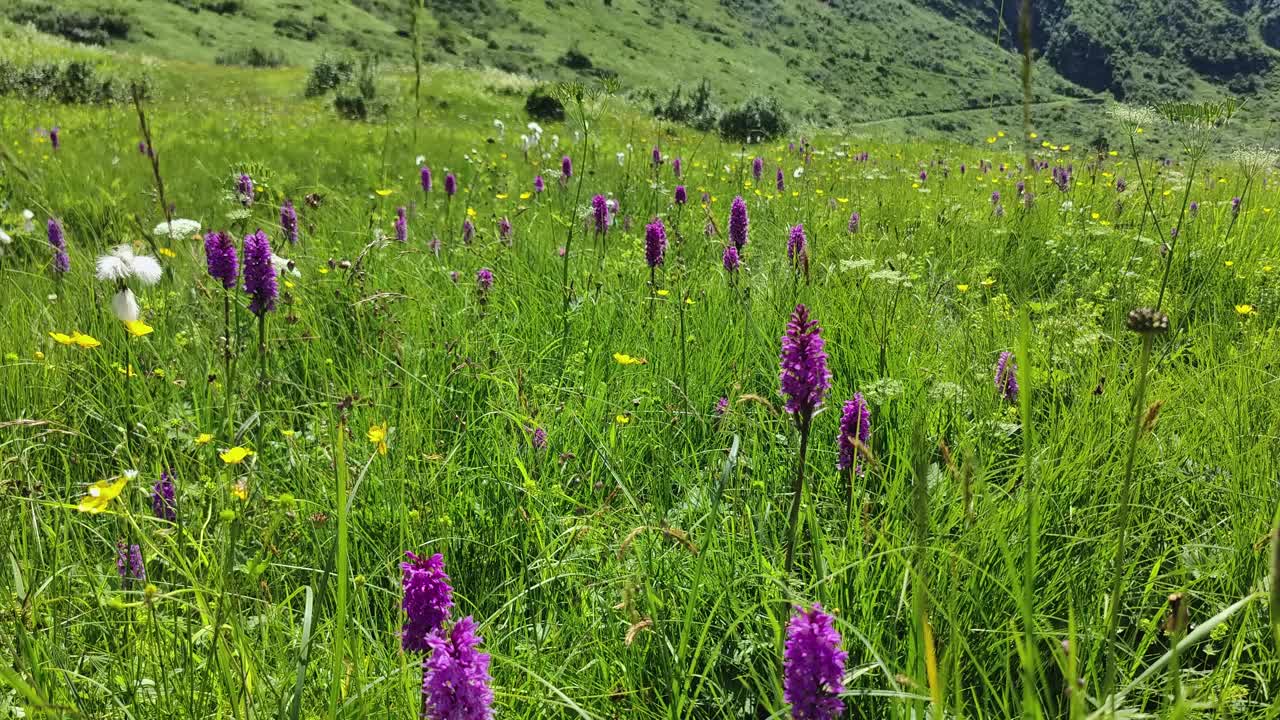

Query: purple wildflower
left=918, top=169, right=927, bottom=183
left=47, top=218, right=69, bottom=275
left=728, top=196, right=749, bottom=251
left=1232, top=197, right=1241, bottom=216
left=498, top=216, right=512, bottom=244
left=776, top=167, right=785, bottom=193
left=836, top=394, right=870, bottom=474
left=242, top=229, right=277, bottom=316
left=237, top=173, right=254, bottom=207
left=444, top=173, right=458, bottom=197
left=995, top=351, right=1018, bottom=403
left=533, top=175, right=545, bottom=194
left=204, top=231, right=239, bottom=289
left=152, top=469, right=177, bottom=521
left=476, top=267, right=493, bottom=292
left=723, top=244, right=740, bottom=273
left=462, top=218, right=474, bottom=244
left=752, top=156, right=764, bottom=181
left=591, top=194, right=610, bottom=235
left=1116, top=177, right=1127, bottom=193
left=116, top=541, right=145, bottom=582
left=847, top=211, right=860, bottom=234
left=531, top=426, right=547, bottom=450
left=430, top=237, right=441, bottom=256
left=420, top=165, right=432, bottom=193
left=779, top=305, right=831, bottom=419
left=421, top=616, right=494, bottom=720
left=1189, top=200, right=1199, bottom=218
left=651, top=145, right=662, bottom=167
left=645, top=218, right=667, bottom=268
left=672, top=156, right=682, bottom=178
left=990, top=191, right=1001, bottom=205
left=49, top=126, right=60, bottom=151
left=561, top=155, right=572, bottom=179
left=714, top=396, right=729, bottom=415
left=674, top=185, right=687, bottom=205
left=280, top=199, right=299, bottom=245
left=395, top=207, right=408, bottom=243
left=401, top=551, right=454, bottom=652
left=787, top=224, right=807, bottom=266
left=783, top=604, right=847, bottom=720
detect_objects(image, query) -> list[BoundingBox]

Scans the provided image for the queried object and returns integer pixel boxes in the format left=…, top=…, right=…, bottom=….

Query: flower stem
left=1103, top=331, right=1155, bottom=713
left=784, top=417, right=811, bottom=575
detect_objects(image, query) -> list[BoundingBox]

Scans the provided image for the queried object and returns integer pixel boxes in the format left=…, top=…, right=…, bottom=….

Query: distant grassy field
left=3, top=18, right=1280, bottom=720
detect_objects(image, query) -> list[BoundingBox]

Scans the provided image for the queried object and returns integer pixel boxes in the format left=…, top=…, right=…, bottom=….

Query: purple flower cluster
left=783, top=604, right=847, bottom=720
left=49, top=126, right=60, bottom=151
left=498, top=216, right=512, bottom=244
left=836, top=394, right=870, bottom=474
left=533, top=175, right=545, bottom=194
left=591, top=194, right=610, bottom=235
left=995, top=351, right=1018, bottom=403
left=237, top=173, right=254, bottom=207
left=651, top=145, right=662, bottom=167
left=561, top=155, right=572, bottom=179
left=752, top=156, right=764, bottom=181
left=462, top=218, right=475, bottom=245
left=672, top=156, right=682, bottom=178
left=476, top=267, right=494, bottom=293
left=776, top=167, right=785, bottom=193
left=395, top=207, right=408, bottom=243
left=779, top=304, right=831, bottom=419
left=787, top=224, right=807, bottom=266
left=47, top=218, right=69, bottom=275
left=421, top=165, right=433, bottom=193
left=531, top=426, right=547, bottom=450
left=242, top=229, right=277, bottom=316
left=116, top=541, right=145, bottom=582
left=847, top=211, right=860, bottom=235
left=1052, top=165, right=1071, bottom=192
left=723, top=245, right=740, bottom=273
left=674, top=185, right=687, bottom=205
left=421, top=616, right=494, bottom=720
left=728, top=196, right=749, bottom=251
left=204, top=231, right=239, bottom=289
left=401, top=551, right=454, bottom=652
left=444, top=173, right=458, bottom=197
left=280, top=199, right=299, bottom=245
left=645, top=218, right=667, bottom=268
left=152, top=469, right=177, bottom=521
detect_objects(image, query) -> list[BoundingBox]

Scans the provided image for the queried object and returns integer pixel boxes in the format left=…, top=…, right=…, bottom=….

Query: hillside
left=10, top=0, right=1280, bottom=141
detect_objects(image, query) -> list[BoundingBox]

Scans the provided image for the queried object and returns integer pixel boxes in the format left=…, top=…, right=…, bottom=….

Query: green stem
left=1155, top=153, right=1201, bottom=312
left=1103, top=332, right=1155, bottom=714
left=783, top=416, right=811, bottom=575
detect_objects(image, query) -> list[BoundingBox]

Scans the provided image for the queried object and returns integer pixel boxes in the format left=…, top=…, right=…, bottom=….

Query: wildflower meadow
left=3, top=20, right=1280, bottom=720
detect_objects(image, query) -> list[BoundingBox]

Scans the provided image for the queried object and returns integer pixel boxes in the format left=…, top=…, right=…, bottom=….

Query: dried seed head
left=1126, top=308, right=1169, bottom=335
left=1142, top=400, right=1164, bottom=434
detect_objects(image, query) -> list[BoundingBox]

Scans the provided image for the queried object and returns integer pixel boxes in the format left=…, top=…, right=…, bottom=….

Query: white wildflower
left=111, top=288, right=139, bottom=322
left=616, top=152, right=625, bottom=166
left=493, top=118, right=505, bottom=138
left=792, top=167, right=804, bottom=179
left=153, top=218, right=201, bottom=239
left=271, top=253, right=301, bottom=278
left=22, top=209, right=34, bottom=233
left=95, top=244, right=163, bottom=285
left=415, top=154, right=425, bottom=166
left=0, top=229, right=10, bottom=244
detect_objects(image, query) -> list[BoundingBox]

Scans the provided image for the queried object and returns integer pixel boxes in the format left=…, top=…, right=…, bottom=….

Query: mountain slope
left=9, top=0, right=1280, bottom=140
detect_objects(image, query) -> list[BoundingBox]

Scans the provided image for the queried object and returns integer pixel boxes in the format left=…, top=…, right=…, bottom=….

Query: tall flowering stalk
left=837, top=393, right=870, bottom=519
left=280, top=199, right=299, bottom=245
left=591, top=193, right=610, bottom=253
left=152, top=469, right=177, bottom=521
left=995, top=351, right=1018, bottom=402
left=779, top=304, right=831, bottom=574
left=728, top=196, right=749, bottom=252
left=242, top=229, right=277, bottom=385
left=395, top=206, right=408, bottom=243
left=645, top=218, right=666, bottom=320
left=401, top=551, right=454, bottom=652
left=787, top=223, right=808, bottom=282
left=783, top=604, right=847, bottom=720
left=47, top=218, right=69, bottom=276
left=205, top=230, right=239, bottom=431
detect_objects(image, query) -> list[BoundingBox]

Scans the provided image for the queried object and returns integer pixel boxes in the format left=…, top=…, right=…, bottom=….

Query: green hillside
left=9, top=0, right=1280, bottom=141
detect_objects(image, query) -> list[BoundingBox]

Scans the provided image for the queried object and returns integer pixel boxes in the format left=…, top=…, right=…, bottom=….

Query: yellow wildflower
left=615, top=414, right=630, bottom=425
left=195, top=432, right=214, bottom=445
left=656, top=289, right=670, bottom=297
left=231, top=478, right=249, bottom=501
left=519, top=192, right=531, bottom=200
left=77, top=473, right=130, bottom=514
left=368, top=422, right=389, bottom=455
left=159, top=247, right=176, bottom=258
left=124, top=320, right=153, bottom=338
left=374, top=188, right=394, bottom=197
left=219, top=446, right=255, bottom=464
left=956, top=284, right=970, bottom=293
left=1235, top=304, right=1256, bottom=316
left=466, top=207, right=477, bottom=218
left=613, top=353, right=647, bottom=366
left=49, top=331, right=74, bottom=345
left=71, top=332, right=101, bottom=349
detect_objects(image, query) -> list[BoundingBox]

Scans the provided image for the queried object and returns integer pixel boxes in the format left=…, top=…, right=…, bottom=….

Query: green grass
left=3, top=24, right=1280, bottom=720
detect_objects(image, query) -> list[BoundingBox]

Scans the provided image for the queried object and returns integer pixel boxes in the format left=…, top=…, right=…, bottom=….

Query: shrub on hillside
left=333, top=56, right=386, bottom=121
left=8, top=4, right=132, bottom=45
left=718, top=95, right=789, bottom=142
left=524, top=86, right=565, bottom=122
left=654, top=80, right=719, bottom=132
left=304, top=53, right=355, bottom=97
left=0, top=59, right=135, bottom=104
left=216, top=47, right=286, bottom=68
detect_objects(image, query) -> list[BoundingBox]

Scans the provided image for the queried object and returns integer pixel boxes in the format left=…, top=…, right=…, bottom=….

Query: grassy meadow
left=3, top=21, right=1280, bottom=720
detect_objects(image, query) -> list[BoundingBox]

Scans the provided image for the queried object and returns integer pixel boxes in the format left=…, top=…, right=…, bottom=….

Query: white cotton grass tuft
left=111, top=288, right=139, bottom=322
left=95, top=244, right=164, bottom=285
left=153, top=218, right=201, bottom=239
left=0, top=228, right=11, bottom=244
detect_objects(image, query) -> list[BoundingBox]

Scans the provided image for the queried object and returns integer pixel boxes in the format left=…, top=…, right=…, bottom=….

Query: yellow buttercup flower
left=220, top=446, right=255, bottom=464
left=71, top=332, right=101, bottom=349
left=519, top=192, right=532, bottom=200
left=124, top=320, right=153, bottom=338
left=281, top=429, right=296, bottom=438
left=613, top=353, right=646, bottom=366
left=466, top=207, right=477, bottom=218
left=374, top=188, right=394, bottom=197
left=159, top=247, right=176, bottom=258
left=231, top=478, right=249, bottom=501
left=981, top=277, right=996, bottom=288
left=49, top=331, right=74, bottom=345
left=77, top=474, right=129, bottom=514
left=986, top=137, right=996, bottom=144
left=656, top=289, right=670, bottom=297
left=956, top=284, right=970, bottom=293
left=368, top=422, right=389, bottom=455
left=614, top=414, right=630, bottom=425
left=997, top=130, right=1006, bottom=138
left=495, top=193, right=508, bottom=200
left=195, top=432, right=214, bottom=445
left=1235, top=304, right=1255, bottom=316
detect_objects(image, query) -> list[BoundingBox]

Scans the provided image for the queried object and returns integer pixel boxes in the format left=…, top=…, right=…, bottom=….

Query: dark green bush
left=8, top=3, right=132, bottom=45
left=717, top=95, right=789, bottom=142
left=654, top=79, right=719, bottom=132
left=524, top=86, right=565, bottom=122
left=215, top=47, right=286, bottom=68
left=0, top=59, right=135, bottom=104
left=304, top=53, right=354, bottom=98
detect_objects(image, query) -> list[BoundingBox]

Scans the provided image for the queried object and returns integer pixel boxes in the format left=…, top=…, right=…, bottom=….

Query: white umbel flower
left=153, top=218, right=201, bottom=239
left=95, top=244, right=163, bottom=285
left=111, top=288, right=140, bottom=322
